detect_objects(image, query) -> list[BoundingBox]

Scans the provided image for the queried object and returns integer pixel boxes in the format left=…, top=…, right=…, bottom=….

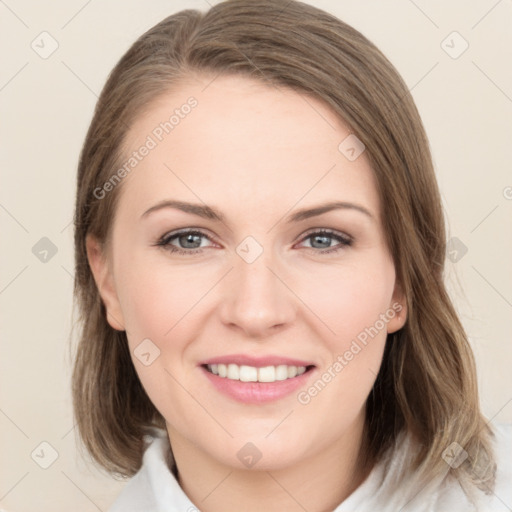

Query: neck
left=167, top=413, right=369, bottom=512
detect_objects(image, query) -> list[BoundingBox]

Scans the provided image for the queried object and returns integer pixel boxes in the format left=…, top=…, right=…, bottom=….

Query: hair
left=72, top=0, right=495, bottom=498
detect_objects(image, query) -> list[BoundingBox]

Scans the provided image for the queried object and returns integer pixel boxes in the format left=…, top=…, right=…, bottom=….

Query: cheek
left=115, top=249, right=212, bottom=341
left=114, top=253, right=203, bottom=419
left=295, top=255, right=395, bottom=408
left=111, top=240, right=396, bottom=455
left=295, top=257, right=396, bottom=344
left=116, top=243, right=396, bottom=355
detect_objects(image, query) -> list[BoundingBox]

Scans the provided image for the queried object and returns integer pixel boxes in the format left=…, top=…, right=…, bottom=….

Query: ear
left=86, top=234, right=126, bottom=331
left=386, top=280, right=407, bottom=334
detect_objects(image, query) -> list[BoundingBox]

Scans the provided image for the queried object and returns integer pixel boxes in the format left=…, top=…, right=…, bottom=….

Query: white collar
left=109, top=424, right=512, bottom=511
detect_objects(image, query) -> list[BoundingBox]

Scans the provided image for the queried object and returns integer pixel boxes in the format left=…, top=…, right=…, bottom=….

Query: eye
left=155, top=229, right=215, bottom=255
left=297, top=229, right=353, bottom=254
left=155, top=228, right=352, bottom=256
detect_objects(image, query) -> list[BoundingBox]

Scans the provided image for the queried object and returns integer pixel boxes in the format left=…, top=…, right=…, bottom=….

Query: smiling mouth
left=203, top=363, right=315, bottom=383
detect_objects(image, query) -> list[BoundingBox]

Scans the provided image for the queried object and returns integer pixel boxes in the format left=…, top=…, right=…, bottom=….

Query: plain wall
left=1, top=0, right=511, bottom=510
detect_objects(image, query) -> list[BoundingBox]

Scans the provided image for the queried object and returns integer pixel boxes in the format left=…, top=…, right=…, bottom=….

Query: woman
left=72, top=0, right=511, bottom=510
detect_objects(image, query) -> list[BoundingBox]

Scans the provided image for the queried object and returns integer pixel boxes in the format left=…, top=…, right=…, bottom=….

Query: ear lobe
left=386, top=281, right=408, bottom=334
left=85, top=234, right=125, bottom=331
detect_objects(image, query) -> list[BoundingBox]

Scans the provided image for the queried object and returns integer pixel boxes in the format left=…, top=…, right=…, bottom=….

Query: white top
left=109, top=423, right=512, bottom=512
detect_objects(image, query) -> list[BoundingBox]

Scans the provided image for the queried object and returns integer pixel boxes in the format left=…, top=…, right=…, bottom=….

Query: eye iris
left=160, top=229, right=348, bottom=254
left=179, top=233, right=202, bottom=249
left=311, top=234, right=331, bottom=249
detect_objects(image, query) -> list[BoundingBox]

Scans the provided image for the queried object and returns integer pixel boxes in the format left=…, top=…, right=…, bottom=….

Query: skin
left=87, top=74, right=407, bottom=512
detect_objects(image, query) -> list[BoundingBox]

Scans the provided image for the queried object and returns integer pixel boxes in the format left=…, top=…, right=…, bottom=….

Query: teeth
left=258, top=366, right=275, bottom=382
left=287, top=366, right=298, bottom=378
left=227, top=363, right=239, bottom=380
left=275, top=365, right=288, bottom=381
left=239, top=365, right=258, bottom=382
left=207, top=363, right=309, bottom=382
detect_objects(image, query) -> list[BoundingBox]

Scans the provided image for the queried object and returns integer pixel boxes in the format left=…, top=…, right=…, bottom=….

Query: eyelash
left=154, top=228, right=353, bottom=256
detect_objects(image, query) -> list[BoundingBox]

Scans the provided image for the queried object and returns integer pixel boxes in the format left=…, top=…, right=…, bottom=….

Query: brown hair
left=72, top=0, right=495, bottom=496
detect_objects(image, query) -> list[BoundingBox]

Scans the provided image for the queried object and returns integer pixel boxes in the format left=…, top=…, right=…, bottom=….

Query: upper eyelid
left=160, top=228, right=218, bottom=245
left=159, top=227, right=351, bottom=246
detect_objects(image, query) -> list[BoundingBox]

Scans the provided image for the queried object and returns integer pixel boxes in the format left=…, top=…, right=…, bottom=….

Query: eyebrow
left=141, top=199, right=374, bottom=223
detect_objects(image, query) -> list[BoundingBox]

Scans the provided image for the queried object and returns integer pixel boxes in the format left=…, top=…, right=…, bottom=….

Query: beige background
left=1, top=0, right=511, bottom=510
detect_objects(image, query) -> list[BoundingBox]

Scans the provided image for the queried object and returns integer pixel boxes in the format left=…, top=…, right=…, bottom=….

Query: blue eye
left=299, top=229, right=353, bottom=253
left=155, top=228, right=352, bottom=256
left=156, top=230, right=212, bottom=256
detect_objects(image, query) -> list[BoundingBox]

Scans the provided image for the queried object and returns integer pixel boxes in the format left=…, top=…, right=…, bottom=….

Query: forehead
left=117, top=73, right=380, bottom=223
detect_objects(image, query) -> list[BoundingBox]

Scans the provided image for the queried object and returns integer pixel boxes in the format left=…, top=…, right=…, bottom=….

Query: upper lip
left=200, top=354, right=315, bottom=368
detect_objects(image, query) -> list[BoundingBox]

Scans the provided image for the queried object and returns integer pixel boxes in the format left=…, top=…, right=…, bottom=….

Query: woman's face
left=88, top=74, right=406, bottom=471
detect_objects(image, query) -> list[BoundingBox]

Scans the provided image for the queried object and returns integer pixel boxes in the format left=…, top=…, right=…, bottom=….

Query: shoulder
left=413, top=422, right=512, bottom=511
left=483, top=423, right=512, bottom=508
left=108, top=428, right=198, bottom=512
left=336, top=423, right=512, bottom=512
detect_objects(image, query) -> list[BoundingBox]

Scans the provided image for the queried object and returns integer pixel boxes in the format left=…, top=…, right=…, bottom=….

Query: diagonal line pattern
left=60, top=219, right=73, bottom=233
left=472, top=61, right=512, bottom=104
left=479, top=480, right=512, bottom=510
left=0, top=265, right=29, bottom=295
left=0, top=62, right=29, bottom=92
left=60, top=265, right=74, bottom=279
left=470, top=205, right=499, bottom=233
left=397, top=483, right=428, bottom=512
left=61, top=61, right=99, bottom=98
left=266, top=472, right=310, bottom=511
left=465, top=450, right=512, bottom=510
left=265, top=409, right=294, bottom=438
left=471, top=266, right=512, bottom=308
left=0, top=203, right=29, bottom=232
left=0, top=0, right=29, bottom=28
left=61, top=423, right=77, bottom=440
left=407, top=61, right=439, bottom=94
left=300, top=94, right=337, bottom=130
left=200, top=69, right=223, bottom=93
left=200, top=471, right=233, bottom=502
left=0, top=471, right=29, bottom=501
left=61, top=471, right=103, bottom=511
left=61, top=0, right=93, bottom=29
left=407, top=0, right=439, bottom=28
left=480, top=398, right=512, bottom=435
left=0, top=408, right=29, bottom=438
left=472, top=0, right=504, bottom=30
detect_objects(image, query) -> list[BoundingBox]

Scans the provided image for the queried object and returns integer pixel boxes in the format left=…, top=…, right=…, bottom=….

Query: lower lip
left=200, top=366, right=316, bottom=404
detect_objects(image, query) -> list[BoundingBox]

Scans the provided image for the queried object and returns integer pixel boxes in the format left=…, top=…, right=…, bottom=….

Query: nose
left=217, top=247, right=296, bottom=339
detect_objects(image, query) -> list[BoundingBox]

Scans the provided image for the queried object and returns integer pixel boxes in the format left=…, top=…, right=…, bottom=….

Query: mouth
left=202, top=363, right=316, bottom=383
left=199, top=354, right=317, bottom=404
